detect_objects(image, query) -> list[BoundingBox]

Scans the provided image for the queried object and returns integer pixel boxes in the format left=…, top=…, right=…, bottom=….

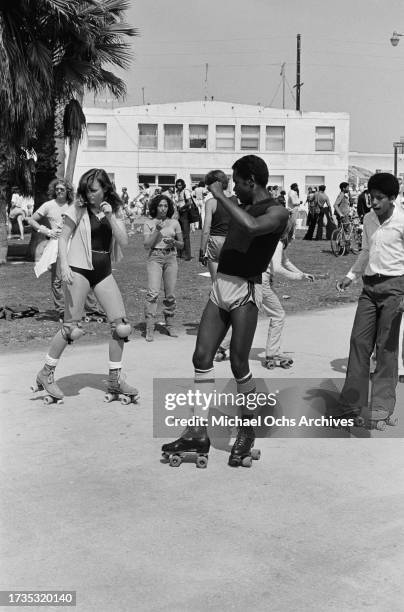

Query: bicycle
left=330, top=216, right=362, bottom=257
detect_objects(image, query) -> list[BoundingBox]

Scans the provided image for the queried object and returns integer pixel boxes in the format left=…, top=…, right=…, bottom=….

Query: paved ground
left=1, top=305, right=404, bottom=611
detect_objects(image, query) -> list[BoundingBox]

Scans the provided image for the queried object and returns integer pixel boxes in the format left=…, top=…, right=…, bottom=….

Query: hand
left=336, top=277, right=352, bottom=292
left=48, top=228, right=61, bottom=239
left=100, top=201, right=113, bottom=217
left=163, top=237, right=174, bottom=247
left=207, top=180, right=224, bottom=199
left=155, top=220, right=165, bottom=231
left=61, top=265, right=73, bottom=285
left=303, top=273, right=315, bottom=282
left=199, top=249, right=208, bottom=266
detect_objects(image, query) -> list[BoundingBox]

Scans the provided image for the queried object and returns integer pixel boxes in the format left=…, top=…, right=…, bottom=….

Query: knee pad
left=111, top=317, right=131, bottom=342
left=61, top=321, right=85, bottom=344
left=146, top=291, right=159, bottom=303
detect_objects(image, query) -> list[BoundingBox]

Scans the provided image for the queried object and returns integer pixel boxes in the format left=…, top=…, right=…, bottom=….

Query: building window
left=87, top=123, right=107, bottom=148
left=241, top=125, right=260, bottom=150
left=189, top=125, right=208, bottom=149
left=157, top=175, right=176, bottom=189
left=266, top=126, right=285, bottom=151
left=315, top=126, right=335, bottom=151
left=164, top=124, right=183, bottom=150
left=305, top=175, right=325, bottom=193
left=139, top=124, right=158, bottom=149
left=216, top=125, right=235, bottom=150
left=268, top=175, right=284, bottom=189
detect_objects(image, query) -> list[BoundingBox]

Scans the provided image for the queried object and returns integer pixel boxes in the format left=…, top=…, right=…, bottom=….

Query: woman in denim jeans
left=144, top=194, right=183, bottom=341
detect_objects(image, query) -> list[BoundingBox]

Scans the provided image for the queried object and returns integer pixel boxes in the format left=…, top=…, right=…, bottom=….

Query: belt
left=363, top=274, right=403, bottom=283
left=151, top=247, right=175, bottom=254
left=91, top=249, right=110, bottom=254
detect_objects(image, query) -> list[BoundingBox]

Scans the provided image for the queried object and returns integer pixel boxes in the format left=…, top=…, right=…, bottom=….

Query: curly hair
left=77, top=169, right=122, bottom=212
left=148, top=194, right=175, bottom=219
left=232, top=155, right=269, bottom=187
left=47, top=178, right=74, bottom=203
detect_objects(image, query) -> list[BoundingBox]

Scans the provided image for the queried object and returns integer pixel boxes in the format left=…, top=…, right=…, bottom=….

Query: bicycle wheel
left=349, top=229, right=361, bottom=254
left=331, top=228, right=345, bottom=257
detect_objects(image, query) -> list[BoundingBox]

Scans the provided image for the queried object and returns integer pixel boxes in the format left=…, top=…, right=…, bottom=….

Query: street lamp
left=390, top=31, right=403, bottom=47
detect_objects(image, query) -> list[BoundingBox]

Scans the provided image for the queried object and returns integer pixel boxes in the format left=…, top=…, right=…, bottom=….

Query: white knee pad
left=111, top=317, right=131, bottom=342
left=61, top=321, right=85, bottom=344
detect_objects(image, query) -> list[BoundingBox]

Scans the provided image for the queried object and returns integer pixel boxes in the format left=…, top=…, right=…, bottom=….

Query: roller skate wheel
left=43, top=395, right=55, bottom=405
left=96, top=317, right=105, bottom=323
left=263, top=360, right=275, bottom=370
left=196, top=455, right=208, bottom=469
left=376, top=420, right=386, bottom=431
left=281, top=362, right=292, bottom=369
left=355, top=416, right=365, bottom=427
left=241, top=456, right=253, bottom=468
left=169, top=455, right=182, bottom=467
left=30, top=384, right=40, bottom=392
left=387, top=416, right=398, bottom=426
left=162, top=452, right=169, bottom=461
left=104, top=393, right=115, bottom=403
left=84, top=316, right=91, bottom=323
left=251, top=448, right=261, bottom=460
left=120, top=394, right=131, bottom=405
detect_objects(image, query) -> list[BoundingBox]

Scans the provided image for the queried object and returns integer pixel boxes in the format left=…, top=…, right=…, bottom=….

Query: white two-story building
left=74, top=100, right=349, bottom=202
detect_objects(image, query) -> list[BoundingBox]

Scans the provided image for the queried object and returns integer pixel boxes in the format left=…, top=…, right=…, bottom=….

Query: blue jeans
left=145, top=250, right=178, bottom=322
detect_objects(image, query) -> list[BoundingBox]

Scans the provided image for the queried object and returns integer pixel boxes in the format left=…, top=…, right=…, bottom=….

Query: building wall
left=74, top=101, right=350, bottom=203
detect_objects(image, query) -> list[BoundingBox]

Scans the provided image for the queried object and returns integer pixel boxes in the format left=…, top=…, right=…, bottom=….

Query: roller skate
left=83, top=310, right=107, bottom=323
left=31, top=365, right=64, bottom=405
left=165, top=316, right=179, bottom=338
left=330, top=406, right=365, bottom=431
left=161, top=427, right=210, bottom=468
left=262, top=354, right=293, bottom=370
left=228, top=424, right=261, bottom=467
left=145, top=323, right=154, bottom=342
left=364, top=409, right=399, bottom=431
left=104, top=369, right=139, bottom=405
left=214, top=347, right=228, bottom=362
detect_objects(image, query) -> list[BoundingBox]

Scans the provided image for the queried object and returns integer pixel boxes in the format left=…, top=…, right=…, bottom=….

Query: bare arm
left=200, top=198, right=216, bottom=254
left=209, top=181, right=289, bottom=237
left=26, top=209, right=60, bottom=239
left=58, top=217, right=75, bottom=284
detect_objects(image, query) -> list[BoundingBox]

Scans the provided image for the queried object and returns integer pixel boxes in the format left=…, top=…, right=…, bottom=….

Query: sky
left=102, top=0, right=404, bottom=153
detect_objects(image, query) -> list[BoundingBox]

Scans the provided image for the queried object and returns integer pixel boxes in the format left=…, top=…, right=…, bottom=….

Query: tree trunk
left=64, top=89, right=85, bottom=184
left=55, top=100, right=66, bottom=179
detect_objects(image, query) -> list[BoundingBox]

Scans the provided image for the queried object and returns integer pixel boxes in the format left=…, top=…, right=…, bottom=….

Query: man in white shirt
left=337, top=173, right=404, bottom=425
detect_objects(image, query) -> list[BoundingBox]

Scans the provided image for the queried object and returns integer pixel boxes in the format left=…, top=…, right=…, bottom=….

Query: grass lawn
left=0, top=227, right=361, bottom=351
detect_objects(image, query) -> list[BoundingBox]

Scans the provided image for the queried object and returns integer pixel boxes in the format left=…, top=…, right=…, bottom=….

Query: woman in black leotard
left=34, top=169, right=138, bottom=404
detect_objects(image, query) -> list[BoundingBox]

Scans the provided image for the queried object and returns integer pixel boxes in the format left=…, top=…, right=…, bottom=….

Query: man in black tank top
left=161, top=155, right=289, bottom=468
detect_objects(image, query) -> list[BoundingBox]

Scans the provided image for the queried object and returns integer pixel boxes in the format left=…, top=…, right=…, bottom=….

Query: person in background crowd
left=262, top=216, right=314, bottom=369
left=8, top=187, right=25, bottom=240
left=287, top=183, right=302, bottom=230
left=277, top=190, right=286, bottom=206
left=120, top=187, right=129, bottom=207
left=303, top=187, right=318, bottom=240
left=174, top=179, right=193, bottom=260
left=334, top=182, right=352, bottom=227
left=143, top=194, right=183, bottom=341
left=193, top=181, right=208, bottom=228
left=0, top=187, right=8, bottom=264
left=357, top=188, right=371, bottom=223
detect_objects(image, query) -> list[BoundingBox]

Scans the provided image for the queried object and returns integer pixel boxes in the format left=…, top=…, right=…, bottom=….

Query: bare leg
left=93, top=274, right=126, bottom=363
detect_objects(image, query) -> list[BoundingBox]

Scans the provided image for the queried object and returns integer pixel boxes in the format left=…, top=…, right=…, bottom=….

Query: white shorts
left=209, top=273, right=262, bottom=312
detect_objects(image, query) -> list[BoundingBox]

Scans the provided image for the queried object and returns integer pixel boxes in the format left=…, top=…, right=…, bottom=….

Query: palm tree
left=48, top=0, right=138, bottom=183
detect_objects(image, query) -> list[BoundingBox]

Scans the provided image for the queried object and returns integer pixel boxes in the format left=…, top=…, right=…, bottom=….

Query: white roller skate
left=104, top=369, right=139, bottom=405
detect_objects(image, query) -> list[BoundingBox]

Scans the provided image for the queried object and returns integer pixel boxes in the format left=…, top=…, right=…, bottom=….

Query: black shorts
left=71, top=252, right=112, bottom=288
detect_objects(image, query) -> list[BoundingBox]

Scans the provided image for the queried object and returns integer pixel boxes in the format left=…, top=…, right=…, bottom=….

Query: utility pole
left=295, top=34, right=302, bottom=111
left=142, top=87, right=145, bottom=105
left=204, top=63, right=209, bottom=101
left=280, top=63, right=286, bottom=109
